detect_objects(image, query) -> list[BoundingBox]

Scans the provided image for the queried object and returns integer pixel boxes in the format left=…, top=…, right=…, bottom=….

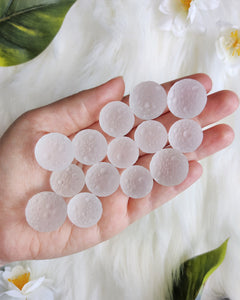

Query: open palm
left=0, top=74, right=238, bottom=265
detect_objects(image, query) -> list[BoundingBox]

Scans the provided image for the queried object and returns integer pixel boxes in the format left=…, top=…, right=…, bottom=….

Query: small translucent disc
left=34, top=133, right=74, bottom=171
left=99, top=101, right=135, bottom=137
left=129, top=81, right=167, bottom=120
left=50, top=164, right=85, bottom=197
left=72, top=129, right=107, bottom=165
left=134, top=120, right=168, bottom=153
left=85, top=162, right=120, bottom=197
left=168, top=119, right=203, bottom=153
left=150, top=149, right=189, bottom=186
left=25, top=191, right=67, bottom=232
left=67, top=193, right=103, bottom=228
left=120, top=165, right=153, bottom=199
left=167, top=79, right=207, bottom=118
left=107, top=137, right=139, bottom=168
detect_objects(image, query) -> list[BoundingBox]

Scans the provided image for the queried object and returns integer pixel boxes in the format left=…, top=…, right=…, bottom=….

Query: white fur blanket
left=0, top=0, right=240, bottom=299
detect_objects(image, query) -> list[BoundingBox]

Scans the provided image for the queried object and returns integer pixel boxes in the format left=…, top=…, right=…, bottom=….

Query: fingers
left=31, top=77, right=125, bottom=135
left=186, top=124, right=235, bottom=161
left=150, top=89, right=239, bottom=132
left=121, top=73, right=212, bottom=117
left=127, top=160, right=203, bottom=223
left=26, top=74, right=238, bottom=166
left=87, top=86, right=239, bottom=152
left=195, top=90, right=239, bottom=128
left=122, top=74, right=235, bottom=134
left=75, top=123, right=233, bottom=239
left=126, top=123, right=234, bottom=223
left=134, top=123, right=234, bottom=168
left=29, top=73, right=214, bottom=139
left=161, top=73, right=212, bottom=94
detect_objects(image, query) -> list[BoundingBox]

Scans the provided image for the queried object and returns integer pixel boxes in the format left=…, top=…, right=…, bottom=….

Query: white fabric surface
left=0, top=0, right=240, bottom=299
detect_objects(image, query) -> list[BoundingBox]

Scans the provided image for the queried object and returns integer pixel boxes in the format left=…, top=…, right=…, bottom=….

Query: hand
left=0, top=74, right=238, bottom=264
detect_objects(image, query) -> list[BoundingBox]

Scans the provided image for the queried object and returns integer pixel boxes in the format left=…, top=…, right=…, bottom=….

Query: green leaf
left=171, top=239, right=229, bottom=300
left=0, top=0, right=76, bottom=66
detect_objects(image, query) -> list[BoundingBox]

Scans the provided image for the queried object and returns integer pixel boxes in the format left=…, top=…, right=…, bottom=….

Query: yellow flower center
left=8, top=272, right=30, bottom=290
left=226, top=30, right=240, bottom=56
left=180, top=0, right=192, bottom=10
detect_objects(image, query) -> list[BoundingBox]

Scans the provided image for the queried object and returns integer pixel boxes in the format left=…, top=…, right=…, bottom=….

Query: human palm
left=0, top=74, right=238, bottom=265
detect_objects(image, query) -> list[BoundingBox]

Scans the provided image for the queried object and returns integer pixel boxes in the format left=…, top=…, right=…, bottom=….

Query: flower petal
left=26, top=286, right=55, bottom=300
left=1, top=268, right=12, bottom=281
left=172, top=13, right=188, bottom=36
left=159, top=0, right=183, bottom=16
left=0, top=289, right=25, bottom=299
left=188, top=3, right=197, bottom=23
left=10, top=266, right=28, bottom=279
left=0, top=274, right=9, bottom=291
left=158, top=14, right=174, bottom=31
left=22, top=277, right=45, bottom=294
left=158, top=0, right=175, bottom=15
left=197, top=0, right=220, bottom=10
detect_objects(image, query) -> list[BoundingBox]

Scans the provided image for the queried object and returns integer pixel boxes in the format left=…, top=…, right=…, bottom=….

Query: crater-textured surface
left=85, top=162, right=120, bottom=197
left=34, top=133, right=74, bottom=171
left=72, top=129, right=107, bottom=165
left=50, top=164, right=85, bottom=197
left=25, top=191, right=67, bottom=232
left=120, top=165, right=153, bottom=198
left=129, top=81, right=167, bottom=120
left=67, top=193, right=103, bottom=228
left=107, top=137, right=139, bottom=168
left=168, top=119, right=203, bottom=153
left=167, top=79, right=207, bottom=118
left=150, top=149, right=189, bottom=186
left=134, top=120, right=168, bottom=153
left=99, top=101, right=135, bottom=137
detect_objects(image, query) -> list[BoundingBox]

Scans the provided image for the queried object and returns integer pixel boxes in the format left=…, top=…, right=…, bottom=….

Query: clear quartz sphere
left=129, top=81, right=167, bottom=120
left=67, top=193, right=103, bottom=228
left=25, top=191, right=67, bottom=232
left=34, top=133, right=74, bottom=171
left=150, top=149, right=189, bottom=186
left=107, top=137, right=139, bottom=168
left=167, top=79, right=207, bottom=118
left=85, top=162, right=120, bottom=197
left=50, top=164, right=85, bottom=197
left=168, top=119, right=203, bottom=153
left=99, top=101, right=135, bottom=137
left=134, top=120, right=168, bottom=153
left=72, top=129, right=107, bottom=165
left=120, top=165, right=153, bottom=199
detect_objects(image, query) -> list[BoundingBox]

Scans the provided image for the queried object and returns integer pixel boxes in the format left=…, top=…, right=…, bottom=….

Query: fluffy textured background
left=1, top=0, right=240, bottom=299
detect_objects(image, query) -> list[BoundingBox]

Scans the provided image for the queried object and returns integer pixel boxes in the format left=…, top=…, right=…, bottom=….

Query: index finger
left=125, top=73, right=212, bottom=101
left=122, top=73, right=212, bottom=125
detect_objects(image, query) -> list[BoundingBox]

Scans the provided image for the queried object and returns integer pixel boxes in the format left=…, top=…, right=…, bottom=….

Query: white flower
left=0, top=265, right=55, bottom=300
left=216, top=23, right=240, bottom=76
left=158, top=0, right=220, bottom=36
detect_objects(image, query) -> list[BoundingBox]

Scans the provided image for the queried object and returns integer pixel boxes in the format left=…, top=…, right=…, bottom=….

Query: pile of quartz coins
left=25, top=78, right=207, bottom=232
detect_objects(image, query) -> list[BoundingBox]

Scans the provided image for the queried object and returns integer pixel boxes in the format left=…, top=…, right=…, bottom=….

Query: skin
left=0, top=74, right=238, bottom=265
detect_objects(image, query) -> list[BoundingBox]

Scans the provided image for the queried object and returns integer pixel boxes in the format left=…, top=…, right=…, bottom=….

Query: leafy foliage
left=171, top=239, right=229, bottom=300
left=0, top=0, right=76, bottom=66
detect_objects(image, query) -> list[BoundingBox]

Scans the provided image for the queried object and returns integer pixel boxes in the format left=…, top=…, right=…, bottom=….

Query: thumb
left=31, top=77, right=125, bottom=136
